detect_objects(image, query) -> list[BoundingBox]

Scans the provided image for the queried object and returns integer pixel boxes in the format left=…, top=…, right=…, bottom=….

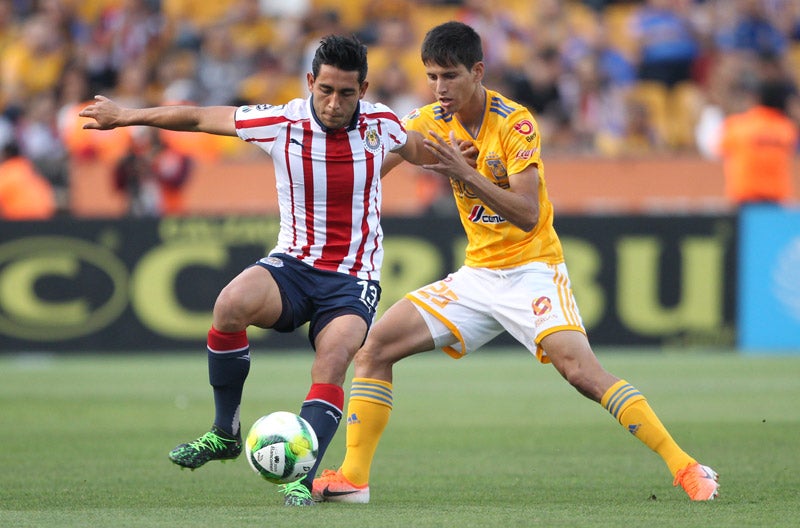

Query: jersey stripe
left=299, top=122, right=317, bottom=260
left=234, top=98, right=406, bottom=280
left=318, top=129, right=354, bottom=270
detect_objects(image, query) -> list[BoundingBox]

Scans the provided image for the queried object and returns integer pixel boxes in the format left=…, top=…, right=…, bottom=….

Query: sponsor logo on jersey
left=532, top=296, right=557, bottom=327
left=254, top=104, right=274, bottom=111
left=363, top=127, right=382, bottom=153
left=532, top=296, right=552, bottom=316
left=513, top=120, right=534, bottom=135
left=468, top=205, right=506, bottom=224
left=515, top=148, right=536, bottom=160
left=513, top=119, right=537, bottom=142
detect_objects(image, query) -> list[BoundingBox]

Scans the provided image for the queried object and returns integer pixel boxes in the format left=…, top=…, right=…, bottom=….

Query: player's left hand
left=423, top=130, right=475, bottom=180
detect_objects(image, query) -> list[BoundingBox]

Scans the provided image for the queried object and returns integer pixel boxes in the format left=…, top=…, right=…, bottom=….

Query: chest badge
left=364, top=127, right=382, bottom=153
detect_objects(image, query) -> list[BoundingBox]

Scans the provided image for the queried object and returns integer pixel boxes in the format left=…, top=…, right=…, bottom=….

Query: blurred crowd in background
left=1, top=0, right=800, bottom=218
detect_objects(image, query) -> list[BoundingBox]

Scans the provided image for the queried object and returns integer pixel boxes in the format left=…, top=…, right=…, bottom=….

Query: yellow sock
left=601, top=380, right=695, bottom=477
left=340, top=377, right=393, bottom=486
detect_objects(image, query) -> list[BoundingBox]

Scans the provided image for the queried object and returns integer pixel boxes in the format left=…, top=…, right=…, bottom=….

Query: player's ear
left=359, top=80, right=369, bottom=99
left=306, top=72, right=315, bottom=92
left=471, top=62, right=484, bottom=83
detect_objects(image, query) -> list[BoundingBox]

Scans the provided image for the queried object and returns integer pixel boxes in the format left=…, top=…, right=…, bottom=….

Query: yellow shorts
left=406, top=262, right=586, bottom=362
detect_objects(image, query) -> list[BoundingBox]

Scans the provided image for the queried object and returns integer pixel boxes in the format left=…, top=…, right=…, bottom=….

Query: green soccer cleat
left=279, top=480, right=315, bottom=506
left=168, top=426, right=242, bottom=469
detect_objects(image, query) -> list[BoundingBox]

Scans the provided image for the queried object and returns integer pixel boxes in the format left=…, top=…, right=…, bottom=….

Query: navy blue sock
left=298, top=384, right=343, bottom=488
left=207, top=328, right=250, bottom=436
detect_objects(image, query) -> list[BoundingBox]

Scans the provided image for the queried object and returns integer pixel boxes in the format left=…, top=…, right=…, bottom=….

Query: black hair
left=421, top=21, right=483, bottom=69
left=758, top=79, right=797, bottom=113
left=311, top=34, right=368, bottom=84
left=2, top=141, right=20, bottom=159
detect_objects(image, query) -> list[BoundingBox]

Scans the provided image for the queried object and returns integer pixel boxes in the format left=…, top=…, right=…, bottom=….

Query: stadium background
left=1, top=0, right=799, bottom=353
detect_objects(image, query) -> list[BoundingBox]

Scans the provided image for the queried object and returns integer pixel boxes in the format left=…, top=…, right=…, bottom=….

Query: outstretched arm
left=423, top=130, right=539, bottom=232
left=382, top=130, right=479, bottom=178
left=393, top=130, right=435, bottom=167
left=79, top=95, right=239, bottom=136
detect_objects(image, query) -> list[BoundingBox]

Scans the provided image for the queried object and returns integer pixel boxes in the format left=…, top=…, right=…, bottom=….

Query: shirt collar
left=309, top=96, right=360, bottom=132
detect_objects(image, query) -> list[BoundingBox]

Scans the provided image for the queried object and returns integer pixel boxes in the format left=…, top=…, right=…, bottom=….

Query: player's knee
left=353, top=338, right=392, bottom=373
left=212, top=287, right=251, bottom=330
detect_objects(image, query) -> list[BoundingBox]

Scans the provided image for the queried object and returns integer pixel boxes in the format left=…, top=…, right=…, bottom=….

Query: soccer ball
left=245, top=411, right=318, bottom=484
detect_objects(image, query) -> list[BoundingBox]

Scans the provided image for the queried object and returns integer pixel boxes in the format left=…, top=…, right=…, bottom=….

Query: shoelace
left=188, top=432, right=229, bottom=452
left=279, top=480, right=312, bottom=499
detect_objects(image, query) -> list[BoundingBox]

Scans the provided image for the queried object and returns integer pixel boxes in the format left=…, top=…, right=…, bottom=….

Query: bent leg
left=295, top=314, right=368, bottom=490
left=341, top=298, right=436, bottom=486
left=542, top=330, right=696, bottom=477
left=169, top=266, right=283, bottom=468
left=208, top=266, right=284, bottom=436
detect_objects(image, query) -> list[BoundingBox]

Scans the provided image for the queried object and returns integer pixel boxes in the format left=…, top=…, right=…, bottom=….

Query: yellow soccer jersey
left=403, top=89, right=564, bottom=268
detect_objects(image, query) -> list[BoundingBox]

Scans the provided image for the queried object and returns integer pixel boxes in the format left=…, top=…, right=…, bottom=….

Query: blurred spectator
left=715, top=79, right=799, bottom=206
left=567, top=53, right=630, bottom=154
left=161, top=0, right=237, bottom=49
left=195, top=24, right=252, bottom=106
left=15, top=91, right=69, bottom=213
left=81, top=0, right=164, bottom=95
left=0, top=105, right=12, bottom=144
left=221, top=0, right=278, bottom=65
left=456, top=0, right=529, bottom=81
left=57, top=63, right=133, bottom=166
left=114, top=126, right=193, bottom=216
left=371, top=61, right=428, bottom=119
left=155, top=48, right=201, bottom=104
left=715, top=0, right=788, bottom=58
left=0, top=140, right=57, bottom=220
left=238, top=49, right=302, bottom=107
left=0, top=0, right=19, bottom=60
left=364, top=14, right=430, bottom=112
left=530, top=0, right=574, bottom=50
left=2, top=0, right=800, bottom=217
left=505, top=45, right=569, bottom=146
left=259, top=0, right=310, bottom=46
left=629, top=0, right=700, bottom=88
left=0, top=13, right=68, bottom=111
left=259, top=0, right=311, bottom=19
left=558, top=15, right=638, bottom=154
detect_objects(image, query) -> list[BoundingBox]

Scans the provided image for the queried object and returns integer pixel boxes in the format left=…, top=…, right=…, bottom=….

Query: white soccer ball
left=245, top=411, right=318, bottom=484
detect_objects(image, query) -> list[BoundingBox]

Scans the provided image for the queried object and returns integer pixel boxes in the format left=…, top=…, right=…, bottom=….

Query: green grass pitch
left=1, top=349, right=798, bottom=527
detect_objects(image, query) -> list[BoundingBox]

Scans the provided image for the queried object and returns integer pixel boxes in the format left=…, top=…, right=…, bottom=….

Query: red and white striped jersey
left=235, top=98, right=407, bottom=281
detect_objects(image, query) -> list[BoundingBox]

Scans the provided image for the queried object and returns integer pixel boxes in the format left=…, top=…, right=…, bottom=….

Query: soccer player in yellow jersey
left=313, top=21, right=719, bottom=503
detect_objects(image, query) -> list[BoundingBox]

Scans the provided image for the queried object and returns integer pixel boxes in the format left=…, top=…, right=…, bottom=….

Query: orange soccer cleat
left=673, top=462, right=720, bottom=501
left=312, top=469, right=370, bottom=504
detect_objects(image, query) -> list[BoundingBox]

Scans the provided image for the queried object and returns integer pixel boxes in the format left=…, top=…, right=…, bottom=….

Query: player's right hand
left=79, top=95, right=122, bottom=130
left=457, top=139, right=478, bottom=168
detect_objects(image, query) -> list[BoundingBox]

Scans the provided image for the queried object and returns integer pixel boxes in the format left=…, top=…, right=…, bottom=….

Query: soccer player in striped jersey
left=313, top=22, right=719, bottom=503
left=80, top=34, right=441, bottom=506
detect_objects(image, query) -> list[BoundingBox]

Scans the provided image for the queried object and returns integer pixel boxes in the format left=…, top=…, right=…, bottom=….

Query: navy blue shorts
left=253, top=254, right=381, bottom=347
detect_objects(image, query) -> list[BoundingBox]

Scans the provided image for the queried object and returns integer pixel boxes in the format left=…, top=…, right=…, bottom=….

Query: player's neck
left=456, top=86, right=486, bottom=137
